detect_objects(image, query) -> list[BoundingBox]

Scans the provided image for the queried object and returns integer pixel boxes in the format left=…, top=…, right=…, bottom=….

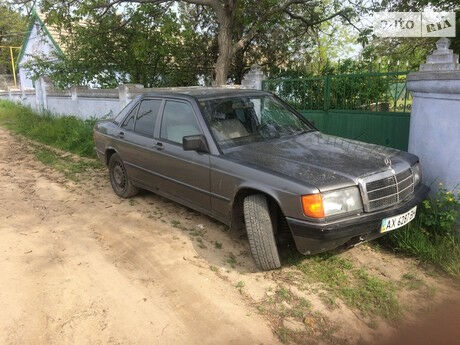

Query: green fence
left=262, top=71, right=412, bottom=151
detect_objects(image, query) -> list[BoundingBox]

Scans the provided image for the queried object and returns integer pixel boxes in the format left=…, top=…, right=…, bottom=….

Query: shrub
left=386, top=185, right=460, bottom=278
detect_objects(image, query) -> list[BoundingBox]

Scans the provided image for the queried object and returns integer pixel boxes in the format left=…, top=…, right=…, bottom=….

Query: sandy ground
left=0, top=128, right=280, bottom=345
left=0, top=127, right=458, bottom=345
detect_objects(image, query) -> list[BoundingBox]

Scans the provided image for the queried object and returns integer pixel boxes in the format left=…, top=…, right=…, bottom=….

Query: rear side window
left=134, top=99, right=162, bottom=137
left=121, top=103, right=139, bottom=131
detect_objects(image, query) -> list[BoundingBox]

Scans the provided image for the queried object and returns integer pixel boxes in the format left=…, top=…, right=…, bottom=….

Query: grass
left=226, top=253, right=237, bottom=268
left=385, top=221, right=460, bottom=278
left=381, top=187, right=460, bottom=278
left=293, top=254, right=401, bottom=321
left=0, top=100, right=97, bottom=157
left=34, top=147, right=101, bottom=181
left=258, top=287, right=338, bottom=344
left=235, top=280, right=245, bottom=289
left=400, top=272, right=427, bottom=290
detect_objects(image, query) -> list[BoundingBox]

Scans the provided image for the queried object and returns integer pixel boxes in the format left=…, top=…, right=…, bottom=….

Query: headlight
left=412, top=163, right=421, bottom=186
left=302, top=187, right=363, bottom=218
left=322, top=187, right=363, bottom=217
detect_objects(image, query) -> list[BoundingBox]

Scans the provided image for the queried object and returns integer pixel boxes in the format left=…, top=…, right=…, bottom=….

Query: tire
left=108, top=153, right=138, bottom=198
left=243, top=194, right=281, bottom=270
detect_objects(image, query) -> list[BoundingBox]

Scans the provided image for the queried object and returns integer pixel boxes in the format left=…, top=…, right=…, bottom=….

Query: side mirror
left=183, top=134, right=209, bottom=153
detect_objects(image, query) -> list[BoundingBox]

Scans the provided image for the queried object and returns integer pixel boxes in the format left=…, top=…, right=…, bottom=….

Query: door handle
left=117, top=131, right=125, bottom=138
left=155, top=142, right=163, bottom=150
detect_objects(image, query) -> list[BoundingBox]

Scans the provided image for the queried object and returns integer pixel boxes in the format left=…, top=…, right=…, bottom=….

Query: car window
left=200, top=95, right=314, bottom=149
left=134, top=99, right=162, bottom=137
left=113, top=103, right=131, bottom=125
left=121, top=103, right=139, bottom=131
left=160, top=101, right=201, bottom=144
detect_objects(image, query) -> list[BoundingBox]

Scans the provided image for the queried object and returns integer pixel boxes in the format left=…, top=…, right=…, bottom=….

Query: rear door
left=115, top=98, right=163, bottom=189
left=154, top=99, right=211, bottom=212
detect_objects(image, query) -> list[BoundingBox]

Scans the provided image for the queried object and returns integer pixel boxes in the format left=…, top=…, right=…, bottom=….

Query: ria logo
left=373, top=11, right=456, bottom=37
left=384, top=157, right=392, bottom=166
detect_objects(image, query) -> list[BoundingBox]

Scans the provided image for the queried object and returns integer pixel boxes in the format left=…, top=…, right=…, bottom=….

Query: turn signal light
left=301, top=194, right=325, bottom=218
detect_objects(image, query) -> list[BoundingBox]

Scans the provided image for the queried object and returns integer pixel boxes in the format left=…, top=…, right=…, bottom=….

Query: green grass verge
left=383, top=187, right=460, bottom=278
left=0, top=100, right=97, bottom=157
left=385, top=221, right=460, bottom=278
left=35, top=147, right=101, bottom=181
left=294, top=254, right=401, bottom=321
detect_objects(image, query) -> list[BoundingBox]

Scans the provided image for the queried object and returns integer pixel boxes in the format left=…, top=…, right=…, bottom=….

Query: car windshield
left=200, top=95, right=314, bottom=149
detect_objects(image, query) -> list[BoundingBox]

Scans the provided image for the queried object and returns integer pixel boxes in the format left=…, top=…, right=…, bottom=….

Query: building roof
left=17, top=9, right=65, bottom=65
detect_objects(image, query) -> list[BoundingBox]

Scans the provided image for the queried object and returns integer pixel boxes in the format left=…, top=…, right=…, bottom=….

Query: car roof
left=139, top=87, right=270, bottom=100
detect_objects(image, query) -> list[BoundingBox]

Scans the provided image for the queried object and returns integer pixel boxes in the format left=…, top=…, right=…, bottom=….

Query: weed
left=319, top=292, right=338, bottom=310
left=298, top=297, right=311, bottom=310
left=235, top=281, right=245, bottom=289
left=34, top=147, right=101, bottom=181
left=210, top=265, right=218, bottom=272
left=226, top=253, right=237, bottom=268
left=401, top=272, right=426, bottom=290
left=214, top=241, right=223, bottom=249
left=171, top=220, right=181, bottom=227
left=276, top=326, right=292, bottom=344
left=276, top=287, right=292, bottom=302
left=295, top=254, right=401, bottom=321
left=170, top=220, right=188, bottom=231
left=384, top=186, right=460, bottom=277
left=0, top=100, right=97, bottom=157
left=196, top=237, right=207, bottom=249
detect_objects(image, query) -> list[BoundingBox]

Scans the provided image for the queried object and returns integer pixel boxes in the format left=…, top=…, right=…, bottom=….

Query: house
left=17, top=10, right=64, bottom=90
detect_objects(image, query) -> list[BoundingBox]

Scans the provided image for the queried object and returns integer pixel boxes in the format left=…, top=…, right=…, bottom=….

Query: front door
left=154, top=99, right=211, bottom=212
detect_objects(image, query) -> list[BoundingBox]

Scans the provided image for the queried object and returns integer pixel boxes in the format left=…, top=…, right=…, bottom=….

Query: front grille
left=363, top=168, right=414, bottom=212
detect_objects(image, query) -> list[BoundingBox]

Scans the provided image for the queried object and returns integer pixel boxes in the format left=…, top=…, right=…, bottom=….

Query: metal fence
left=263, top=70, right=412, bottom=151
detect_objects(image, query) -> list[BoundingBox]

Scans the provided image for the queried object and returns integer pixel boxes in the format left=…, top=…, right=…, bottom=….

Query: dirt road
left=0, top=128, right=280, bottom=345
left=1, top=127, right=458, bottom=345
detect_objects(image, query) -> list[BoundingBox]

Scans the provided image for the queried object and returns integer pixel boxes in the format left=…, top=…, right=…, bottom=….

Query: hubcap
left=113, top=163, right=126, bottom=190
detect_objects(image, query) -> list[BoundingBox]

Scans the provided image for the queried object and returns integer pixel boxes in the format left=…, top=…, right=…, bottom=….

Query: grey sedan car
left=93, top=87, right=429, bottom=270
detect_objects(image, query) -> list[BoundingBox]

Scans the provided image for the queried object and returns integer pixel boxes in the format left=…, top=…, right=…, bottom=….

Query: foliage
left=0, top=100, right=96, bottom=157
left=0, top=4, right=27, bottom=76
left=420, top=185, right=460, bottom=237
left=360, top=1, right=460, bottom=71
left=25, top=4, right=215, bottom=88
left=23, top=0, right=368, bottom=86
left=385, top=185, right=460, bottom=278
left=264, top=70, right=408, bottom=112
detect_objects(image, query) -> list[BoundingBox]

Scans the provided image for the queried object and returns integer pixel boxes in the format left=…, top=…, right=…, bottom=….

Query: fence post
left=322, top=75, right=331, bottom=131
left=35, top=76, right=48, bottom=111
left=118, top=84, right=144, bottom=106
left=323, top=75, right=331, bottom=111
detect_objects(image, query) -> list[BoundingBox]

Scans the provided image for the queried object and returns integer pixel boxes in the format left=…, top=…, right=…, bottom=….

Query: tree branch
left=283, top=9, right=346, bottom=28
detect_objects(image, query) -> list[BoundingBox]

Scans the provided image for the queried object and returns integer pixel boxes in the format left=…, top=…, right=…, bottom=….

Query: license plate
left=380, top=206, right=417, bottom=233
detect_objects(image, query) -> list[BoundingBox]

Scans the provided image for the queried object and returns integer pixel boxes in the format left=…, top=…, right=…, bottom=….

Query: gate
left=262, top=70, right=412, bottom=151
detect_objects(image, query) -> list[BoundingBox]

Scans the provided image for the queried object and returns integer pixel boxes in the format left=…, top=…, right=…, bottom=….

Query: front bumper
left=287, top=184, right=429, bottom=255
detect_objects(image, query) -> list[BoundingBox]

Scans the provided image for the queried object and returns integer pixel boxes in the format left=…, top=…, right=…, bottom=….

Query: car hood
left=224, top=131, right=417, bottom=191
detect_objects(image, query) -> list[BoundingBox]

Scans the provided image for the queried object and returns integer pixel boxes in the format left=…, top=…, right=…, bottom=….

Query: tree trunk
left=213, top=2, right=235, bottom=86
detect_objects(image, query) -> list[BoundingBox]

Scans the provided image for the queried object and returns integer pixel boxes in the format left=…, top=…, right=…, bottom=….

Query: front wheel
left=243, top=194, right=281, bottom=270
left=108, top=153, right=138, bottom=198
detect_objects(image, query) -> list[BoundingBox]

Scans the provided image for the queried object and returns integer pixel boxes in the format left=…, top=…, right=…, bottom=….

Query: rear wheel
left=243, top=194, right=281, bottom=270
left=108, top=153, right=138, bottom=198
